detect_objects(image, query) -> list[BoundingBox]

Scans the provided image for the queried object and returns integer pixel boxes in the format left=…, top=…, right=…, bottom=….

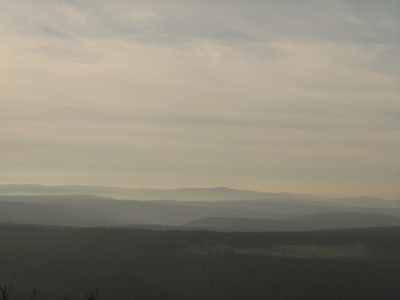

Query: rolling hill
left=185, top=213, right=400, bottom=231
left=1, top=194, right=400, bottom=229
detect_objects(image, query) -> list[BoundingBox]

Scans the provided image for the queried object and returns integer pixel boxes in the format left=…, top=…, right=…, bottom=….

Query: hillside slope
left=186, top=213, right=400, bottom=231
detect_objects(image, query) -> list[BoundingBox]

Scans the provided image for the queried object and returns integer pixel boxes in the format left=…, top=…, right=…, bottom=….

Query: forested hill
left=0, top=225, right=399, bottom=300
left=185, top=213, right=400, bottom=231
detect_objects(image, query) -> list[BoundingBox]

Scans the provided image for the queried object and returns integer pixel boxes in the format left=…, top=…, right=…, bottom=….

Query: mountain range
left=1, top=184, right=399, bottom=231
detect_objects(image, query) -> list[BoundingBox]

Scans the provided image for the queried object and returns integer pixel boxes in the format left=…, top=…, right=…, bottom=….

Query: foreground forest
left=1, top=225, right=399, bottom=299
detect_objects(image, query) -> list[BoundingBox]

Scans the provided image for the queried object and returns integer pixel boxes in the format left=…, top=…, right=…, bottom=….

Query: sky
left=1, top=0, right=399, bottom=199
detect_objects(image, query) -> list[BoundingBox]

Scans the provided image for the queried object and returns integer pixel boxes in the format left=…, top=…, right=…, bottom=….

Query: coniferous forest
left=1, top=224, right=399, bottom=300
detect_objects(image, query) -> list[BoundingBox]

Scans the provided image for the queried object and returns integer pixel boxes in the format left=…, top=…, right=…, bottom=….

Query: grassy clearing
left=191, top=242, right=368, bottom=258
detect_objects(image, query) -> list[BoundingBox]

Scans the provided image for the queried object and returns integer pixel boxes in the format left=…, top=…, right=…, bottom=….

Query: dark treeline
left=0, top=225, right=399, bottom=299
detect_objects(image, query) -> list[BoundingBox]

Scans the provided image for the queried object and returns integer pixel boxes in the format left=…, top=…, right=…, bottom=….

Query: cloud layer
left=1, top=0, right=399, bottom=198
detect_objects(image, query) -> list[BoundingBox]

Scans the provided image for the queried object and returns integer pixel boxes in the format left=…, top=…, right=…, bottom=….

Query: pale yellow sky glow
left=1, top=0, right=399, bottom=199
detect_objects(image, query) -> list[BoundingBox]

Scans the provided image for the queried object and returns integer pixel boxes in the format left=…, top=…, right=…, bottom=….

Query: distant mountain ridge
left=1, top=184, right=400, bottom=231
left=0, top=184, right=304, bottom=201
left=1, top=184, right=398, bottom=206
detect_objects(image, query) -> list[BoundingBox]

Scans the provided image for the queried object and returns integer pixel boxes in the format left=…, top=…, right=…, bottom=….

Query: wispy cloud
left=1, top=0, right=399, bottom=198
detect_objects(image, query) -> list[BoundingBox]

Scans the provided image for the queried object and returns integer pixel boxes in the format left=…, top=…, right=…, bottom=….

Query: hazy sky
left=1, top=0, right=399, bottom=199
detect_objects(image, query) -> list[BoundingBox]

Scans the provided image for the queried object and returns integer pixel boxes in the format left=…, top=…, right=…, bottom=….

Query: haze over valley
left=1, top=184, right=399, bottom=231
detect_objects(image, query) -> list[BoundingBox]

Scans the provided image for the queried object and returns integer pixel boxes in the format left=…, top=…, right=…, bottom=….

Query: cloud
left=0, top=0, right=399, bottom=198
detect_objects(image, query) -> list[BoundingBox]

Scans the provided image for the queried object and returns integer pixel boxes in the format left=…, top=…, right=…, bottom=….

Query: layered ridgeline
left=1, top=184, right=400, bottom=230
